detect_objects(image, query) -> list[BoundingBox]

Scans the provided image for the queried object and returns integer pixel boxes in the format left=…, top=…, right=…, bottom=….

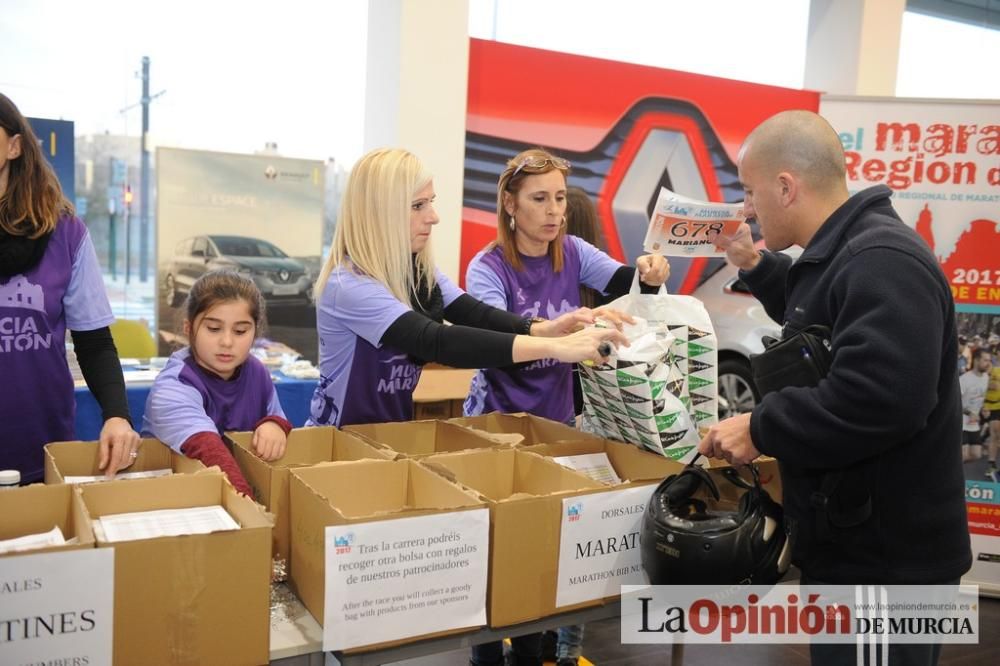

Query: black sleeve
left=603, top=265, right=660, bottom=297
left=380, top=311, right=516, bottom=368
left=443, top=294, right=524, bottom=333
left=71, top=327, right=131, bottom=423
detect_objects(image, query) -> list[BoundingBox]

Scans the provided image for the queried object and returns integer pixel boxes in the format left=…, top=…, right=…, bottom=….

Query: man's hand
left=697, top=413, right=761, bottom=465
left=710, top=222, right=760, bottom=271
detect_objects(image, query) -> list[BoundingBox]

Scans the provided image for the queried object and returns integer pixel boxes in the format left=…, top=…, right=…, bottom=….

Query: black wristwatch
left=518, top=316, right=546, bottom=336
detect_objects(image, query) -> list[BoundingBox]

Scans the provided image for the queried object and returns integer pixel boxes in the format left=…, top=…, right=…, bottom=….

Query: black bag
left=750, top=325, right=832, bottom=397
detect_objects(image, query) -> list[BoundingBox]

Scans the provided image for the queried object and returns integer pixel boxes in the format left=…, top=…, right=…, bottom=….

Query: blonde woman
left=308, top=148, right=626, bottom=428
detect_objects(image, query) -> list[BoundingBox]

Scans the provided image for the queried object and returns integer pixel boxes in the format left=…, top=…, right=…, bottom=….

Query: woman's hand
left=551, top=326, right=629, bottom=365
left=253, top=421, right=287, bottom=462
left=98, top=417, right=141, bottom=478
left=636, top=254, right=670, bottom=286
left=531, top=308, right=596, bottom=337
left=591, top=306, right=635, bottom=330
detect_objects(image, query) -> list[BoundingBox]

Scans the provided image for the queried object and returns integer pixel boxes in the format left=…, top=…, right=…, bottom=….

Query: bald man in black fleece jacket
left=699, top=110, right=970, bottom=664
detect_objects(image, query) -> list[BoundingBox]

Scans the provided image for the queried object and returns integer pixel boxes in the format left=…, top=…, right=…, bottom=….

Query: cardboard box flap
left=291, top=460, right=482, bottom=520
left=44, top=437, right=203, bottom=483
left=79, top=469, right=231, bottom=518
left=524, top=439, right=683, bottom=483
left=423, top=449, right=603, bottom=502
left=345, top=421, right=501, bottom=457
left=0, top=484, right=95, bottom=550
left=449, top=412, right=601, bottom=446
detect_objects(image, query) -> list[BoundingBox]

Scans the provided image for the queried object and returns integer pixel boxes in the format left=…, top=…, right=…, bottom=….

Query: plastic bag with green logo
left=578, top=280, right=717, bottom=463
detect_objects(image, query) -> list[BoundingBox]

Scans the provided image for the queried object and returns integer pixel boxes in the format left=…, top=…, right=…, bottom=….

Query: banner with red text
left=820, top=97, right=1000, bottom=310
left=821, top=96, right=1000, bottom=594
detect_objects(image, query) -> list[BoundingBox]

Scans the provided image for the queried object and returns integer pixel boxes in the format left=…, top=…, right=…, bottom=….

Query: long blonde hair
left=314, top=148, right=436, bottom=304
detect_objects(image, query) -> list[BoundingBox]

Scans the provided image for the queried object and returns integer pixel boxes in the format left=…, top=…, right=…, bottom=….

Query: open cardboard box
left=226, top=425, right=393, bottom=570
left=412, top=367, right=476, bottom=419
left=78, top=470, right=272, bottom=666
left=44, top=437, right=204, bottom=484
left=421, top=448, right=607, bottom=627
left=0, top=483, right=94, bottom=555
left=448, top=412, right=602, bottom=447
left=523, top=438, right=684, bottom=486
left=344, top=419, right=509, bottom=458
left=289, top=459, right=489, bottom=650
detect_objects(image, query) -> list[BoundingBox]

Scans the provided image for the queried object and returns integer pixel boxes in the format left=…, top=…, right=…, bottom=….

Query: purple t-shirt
left=309, top=264, right=463, bottom=427
left=142, top=348, right=286, bottom=452
left=0, top=217, right=114, bottom=482
left=463, top=235, right=622, bottom=423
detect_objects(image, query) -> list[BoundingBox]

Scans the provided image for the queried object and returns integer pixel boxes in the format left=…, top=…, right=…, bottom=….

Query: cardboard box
left=522, top=438, right=684, bottom=485
left=0, top=483, right=94, bottom=555
left=413, top=368, right=475, bottom=420
left=345, top=419, right=508, bottom=458
left=44, top=437, right=204, bottom=484
left=449, top=411, right=603, bottom=446
left=289, top=460, right=487, bottom=638
left=78, top=471, right=272, bottom=666
left=704, top=457, right=783, bottom=503
left=421, top=448, right=606, bottom=627
left=226, top=426, right=393, bottom=569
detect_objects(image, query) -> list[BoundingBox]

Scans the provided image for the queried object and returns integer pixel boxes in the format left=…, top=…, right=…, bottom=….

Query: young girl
left=143, top=270, right=290, bottom=495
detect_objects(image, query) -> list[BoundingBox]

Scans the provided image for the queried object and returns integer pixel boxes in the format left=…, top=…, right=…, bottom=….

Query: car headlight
left=235, top=267, right=254, bottom=276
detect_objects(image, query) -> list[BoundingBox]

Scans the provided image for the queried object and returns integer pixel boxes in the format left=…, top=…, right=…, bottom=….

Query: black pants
left=804, top=575, right=954, bottom=666
left=809, top=640, right=943, bottom=666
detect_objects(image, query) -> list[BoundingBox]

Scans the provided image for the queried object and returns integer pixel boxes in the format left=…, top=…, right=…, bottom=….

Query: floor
left=395, top=596, right=1000, bottom=665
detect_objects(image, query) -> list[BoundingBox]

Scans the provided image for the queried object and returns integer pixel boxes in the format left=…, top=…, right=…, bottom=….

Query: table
left=73, top=373, right=318, bottom=441
left=266, top=589, right=680, bottom=666
left=73, top=368, right=476, bottom=441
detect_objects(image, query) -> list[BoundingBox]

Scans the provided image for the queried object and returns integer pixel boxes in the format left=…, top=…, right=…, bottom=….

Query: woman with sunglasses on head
left=463, top=148, right=670, bottom=425
left=308, top=148, right=626, bottom=430
left=0, top=93, right=140, bottom=484
left=464, top=149, right=668, bottom=666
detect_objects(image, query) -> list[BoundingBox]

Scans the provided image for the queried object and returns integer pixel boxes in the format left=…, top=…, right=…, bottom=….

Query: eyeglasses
left=508, top=155, right=571, bottom=180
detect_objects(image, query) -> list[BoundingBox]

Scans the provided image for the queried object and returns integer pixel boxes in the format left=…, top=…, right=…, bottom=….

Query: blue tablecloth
left=74, top=374, right=319, bottom=441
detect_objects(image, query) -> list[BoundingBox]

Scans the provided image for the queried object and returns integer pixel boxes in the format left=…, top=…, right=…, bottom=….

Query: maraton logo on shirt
left=377, top=356, right=421, bottom=394
left=0, top=275, right=52, bottom=353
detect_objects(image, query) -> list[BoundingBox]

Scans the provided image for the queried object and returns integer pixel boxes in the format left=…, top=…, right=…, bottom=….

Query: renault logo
left=279, top=270, right=289, bottom=281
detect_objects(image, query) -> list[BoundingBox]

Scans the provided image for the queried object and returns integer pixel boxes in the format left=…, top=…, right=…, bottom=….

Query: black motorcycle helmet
left=640, top=458, right=792, bottom=585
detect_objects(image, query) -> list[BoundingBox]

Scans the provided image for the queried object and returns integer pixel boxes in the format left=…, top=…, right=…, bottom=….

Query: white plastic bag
left=578, top=277, right=718, bottom=463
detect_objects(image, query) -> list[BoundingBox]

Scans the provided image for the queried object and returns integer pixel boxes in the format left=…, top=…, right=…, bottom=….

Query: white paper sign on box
left=323, top=509, right=490, bottom=651
left=0, top=549, right=114, bottom=665
left=556, top=485, right=656, bottom=607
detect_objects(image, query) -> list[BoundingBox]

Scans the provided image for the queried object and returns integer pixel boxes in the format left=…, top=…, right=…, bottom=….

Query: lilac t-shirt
left=142, top=348, right=286, bottom=451
left=0, top=217, right=114, bottom=482
left=309, top=264, right=463, bottom=427
left=463, top=235, right=622, bottom=423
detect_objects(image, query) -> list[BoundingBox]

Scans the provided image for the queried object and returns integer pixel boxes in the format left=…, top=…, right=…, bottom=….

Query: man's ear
left=777, top=172, right=797, bottom=206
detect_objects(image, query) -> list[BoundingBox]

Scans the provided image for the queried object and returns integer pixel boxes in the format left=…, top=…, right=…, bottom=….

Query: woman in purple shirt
left=465, top=149, right=669, bottom=666
left=0, top=93, right=139, bottom=484
left=309, top=148, right=627, bottom=429
left=464, top=148, right=670, bottom=426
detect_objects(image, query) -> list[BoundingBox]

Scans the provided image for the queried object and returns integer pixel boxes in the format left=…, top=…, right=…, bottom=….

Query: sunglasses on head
left=508, top=155, right=571, bottom=181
